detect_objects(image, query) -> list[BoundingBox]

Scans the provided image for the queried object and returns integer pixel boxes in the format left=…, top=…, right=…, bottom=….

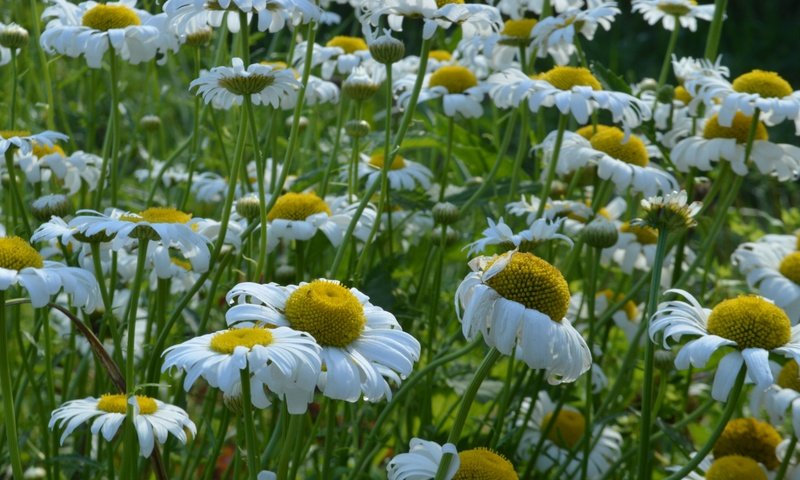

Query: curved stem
left=508, top=104, right=530, bottom=202
left=239, top=367, right=259, bottom=480
left=776, top=433, right=797, bottom=480
left=0, top=292, right=24, bottom=479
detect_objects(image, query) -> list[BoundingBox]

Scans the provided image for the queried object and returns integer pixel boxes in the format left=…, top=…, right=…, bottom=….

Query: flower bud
left=139, top=115, right=162, bottom=133
left=0, top=23, right=29, bottom=50
left=31, top=194, right=72, bottom=222
left=369, top=34, right=405, bottom=65
left=343, top=68, right=379, bottom=101
left=185, top=27, right=213, bottom=47
left=235, top=194, right=262, bottom=220
left=345, top=120, right=370, bottom=138
left=432, top=202, right=459, bottom=225
left=657, top=85, right=675, bottom=104
left=582, top=217, right=618, bottom=249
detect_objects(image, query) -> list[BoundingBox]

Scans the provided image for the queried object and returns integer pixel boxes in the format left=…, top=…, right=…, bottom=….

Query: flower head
left=192, top=57, right=300, bottom=109
left=638, top=190, right=701, bottom=230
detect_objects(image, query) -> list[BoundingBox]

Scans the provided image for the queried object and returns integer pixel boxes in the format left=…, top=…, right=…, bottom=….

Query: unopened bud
left=0, top=23, right=29, bottom=50
left=582, top=217, right=618, bottom=249
left=432, top=202, right=459, bottom=225
left=31, top=194, right=72, bottom=222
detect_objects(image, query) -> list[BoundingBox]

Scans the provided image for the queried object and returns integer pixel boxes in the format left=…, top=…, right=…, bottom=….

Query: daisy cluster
left=1, top=0, right=800, bottom=479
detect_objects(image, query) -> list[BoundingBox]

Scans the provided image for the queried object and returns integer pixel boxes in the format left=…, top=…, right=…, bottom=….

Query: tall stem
left=535, top=113, right=569, bottom=219
left=277, top=413, right=303, bottom=480
left=704, top=0, right=729, bottom=60
left=9, top=49, right=17, bottom=129
left=3, top=150, right=32, bottom=237
left=109, top=52, right=121, bottom=206
left=0, top=292, right=24, bottom=479
left=657, top=24, right=681, bottom=88
left=239, top=367, right=259, bottom=480
left=776, top=433, right=798, bottom=480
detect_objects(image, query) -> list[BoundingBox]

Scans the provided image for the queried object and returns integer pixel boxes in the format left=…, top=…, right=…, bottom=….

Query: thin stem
left=663, top=368, right=746, bottom=480
left=322, top=399, right=337, bottom=479
left=704, top=0, right=729, bottom=60
left=125, top=237, right=149, bottom=479
left=775, top=433, right=797, bottom=480
left=508, top=104, right=530, bottom=202
left=580, top=246, right=600, bottom=480
left=439, top=115, right=455, bottom=202
left=535, top=113, right=569, bottom=220
left=3, top=150, right=32, bottom=237
left=9, top=48, right=17, bottom=129
left=109, top=51, right=121, bottom=206
left=277, top=413, right=303, bottom=480
left=0, top=292, right=24, bottom=479
left=239, top=367, right=260, bottom=480
left=657, top=24, right=681, bottom=88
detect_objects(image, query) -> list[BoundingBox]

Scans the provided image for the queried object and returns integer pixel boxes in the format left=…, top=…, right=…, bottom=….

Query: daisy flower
left=631, top=0, right=715, bottom=32
left=293, top=37, right=371, bottom=80
left=40, top=0, right=164, bottom=68
left=465, top=217, right=573, bottom=255
left=671, top=111, right=800, bottom=181
left=191, top=57, right=300, bottom=110
left=163, top=0, right=321, bottom=34
left=49, top=394, right=195, bottom=457
left=69, top=207, right=212, bottom=273
left=639, top=189, right=701, bottom=231
left=488, top=66, right=651, bottom=132
left=601, top=220, right=691, bottom=274
left=360, top=0, right=503, bottom=41
left=686, top=66, right=800, bottom=134
left=530, top=1, right=620, bottom=65
left=732, top=233, right=800, bottom=323
left=162, top=324, right=321, bottom=412
left=516, top=391, right=623, bottom=478
left=397, top=64, right=486, bottom=118
left=0, top=130, right=68, bottom=156
left=225, top=279, right=421, bottom=402
left=355, top=152, right=433, bottom=191
left=495, top=0, right=584, bottom=19
left=651, top=289, right=800, bottom=401
left=569, top=290, right=644, bottom=345
left=751, top=361, right=800, bottom=440
left=676, top=454, right=771, bottom=480
left=15, top=145, right=102, bottom=195
left=456, top=250, right=592, bottom=384
left=265, top=192, right=376, bottom=250
left=0, top=236, right=100, bottom=310
left=507, top=195, right=626, bottom=236
left=387, top=437, right=518, bottom=480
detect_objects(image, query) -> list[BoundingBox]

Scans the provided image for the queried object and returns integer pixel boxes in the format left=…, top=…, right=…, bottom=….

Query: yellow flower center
left=171, top=258, right=192, bottom=271
left=0, top=237, right=44, bottom=270
left=674, top=85, right=692, bottom=104
left=702, top=112, right=768, bottom=144
left=0, top=130, right=31, bottom=139
left=210, top=327, right=274, bottom=354
left=706, top=455, right=767, bottom=480
left=261, top=60, right=288, bottom=70
left=368, top=152, right=406, bottom=170
left=600, top=290, right=638, bottom=321
left=453, top=448, right=518, bottom=480
left=541, top=410, right=586, bottom=449
left=435, top=0, right=463, bottom=7
left=325, top=36, right=368, bottom=54
left=706, top=296, right=791, bottom=350
left=218, top=73, right=275, bottom=96
left=543, top=66, right=602, bottom=91
left=429, top=50, right=452, bottom=62
left=120, top=207, right=193, bottom=224
left=97, top=394, right=157, bottom=415
left=779, top=252, right=800, bottom=285
left=620, top=222, right=658, bottom=245
left=713, top=418, right=782, bottom=470
left=82, top=4, right=142, bottom=31
left=732, top=69, right=793, bottom=99
left=777, top=360, right=800, bottom=391
left=575, top=124, right=612, bottom=140
left=428, top=66, right=478, bottom=94
left=284, top=280, right=366, bottom=347
left=656, top=0, right=697, bottom=17
left=590, top=128, right=649, bottom=167
left=485, top=252, right=570, bottom=322
left=501, top=18, right=538, bottom=39
left=267, top=192, right=332, bottom=221
left=32, top=143, right=66, bottom=157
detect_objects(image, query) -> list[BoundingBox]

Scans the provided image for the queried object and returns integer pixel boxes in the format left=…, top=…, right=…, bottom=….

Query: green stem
left=704, top=0, right=729, bottom=60
left=663, top=368, right=746, bottom=480
left=9, top=48, right=17, bottom=129
left=580, top=247, right=600, bottom=480
left=0, top=292, right=24, bottom=479
left=433, top=348, right=502, bottom=480
left=245, top=101, right=270, bottom=279
left=775, top=433, right=797, bottom=480
left=535, top=113, right=569, bottom=220
left=657, top=24, right=681, bottom=89
left=322, top=399, right=337, bottom=479
left=277, top=413, right=303, bottom=480
left=125, top=237, right=149, bottom=478
left=109, top=51, right=121, bottom=206
left=635, top=231, right=670, bottom=480
left=509, top=105, right=530, bottom=202
left=239, top=367, right=260, bottom=480
left=3, top=150, right=32, bottom=237
left=439, top=115, right=455, bottom=202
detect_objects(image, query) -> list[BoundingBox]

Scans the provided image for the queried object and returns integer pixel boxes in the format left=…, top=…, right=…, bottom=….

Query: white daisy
left=265, top=192, right=376, bottom=250
left=456, top=250, right=592, bottom=384
left=162, top=324, right=321, bottom=413
left=507, top=195, right=626, bottom=236
left=0, top=130, right=68, bottom=156
left=40, top=0, right=164, bottom=68
left=530, top=0, right=620, bottom=65
left=751, top=361, right=800, bottom=442
left=671, top=55, right=729, bottom=85
left=49, top=394, right=195, bottom=457
left=732, top=233, right=800, bottom=323
left=292, top=37, right=371, bottom=80
left=600, top=219, right=692, bottom=276
left=387, top=438, right=519, bottom=480
left=16, top=146, right=102, bottom=195
left=569, top=290, right=644, bottom=345
left=495, top=0, right=584, bottom=19
left=355, top=152, right=433, bottom=191
left=488, top=66, right=651, bottom=132
left=0, top=236, right=100, bottom=310
left=631, top=0, right=715, bottom=32
left=651, top=289, right=800, bottom=401
left=191, top=57, right=300, bottom=110
left=396, top=64, right=486, bottom=118
left=465, top=217, right=573, bottom=255
left=517, top=391, right=623, bottom=479
left=360, top=0, right=503, bottom=41
left=163, top=0, right=321, bottom=34
left=225, top=279, right=421, bottom=402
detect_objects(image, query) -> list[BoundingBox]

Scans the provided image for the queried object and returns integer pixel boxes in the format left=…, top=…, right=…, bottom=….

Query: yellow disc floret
left=541, top=410, right=586, bottom=449
left=576, top=124, right=612, bottom=140
left=485, top=252, right=570, bottom=322
left=620, top=222, right=658, bottom=245
left=97, top=394, right=157, bottom=415
left=210, top=327, right=274, bottom=354
left=702, top=112, right=768, bottom=144
left=82, top=4, right=142, bottom=31
left=453, top=448, right=518, bottom=480
left=779, top=252, right=800, bottom=285
left=656, top=0, right=697, bottom=17
left=121, top=207, right=193, bottom=224
left=267, top=192, right=332, bottom=221
left=369, top=152, right=406, bottom=170
left=543, top=66, right=602, bottom=91
left=326, top=36, right=368, bottom=54
left=429, top=50, right=452, bottom=62
left=706, top=296, right=791, bottom=350
left=32, top=143, right=66, bottom=158
left=674, top=85, right=692, bottom=104
left=706, top=455, right=767, bottom=480
left=590, top=128, right=649, bottom=167
left=600, top=290, right=639, bottom=321
left=713, top=418, right=782, bottom=470
left=428, top=66, right=478, bottom=94
left=435, top=0, right=463, bottom=7
left=777, top=360, right=800, bottom=391
left=0, top=130, right=31, bottom=139
left=284, top=280, right=366, bottom=347
left=732, top=69, right=793, bottom=99
left=501, top=18, right=537, bottom=38
left=0, top=237, right=44, bottom=270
